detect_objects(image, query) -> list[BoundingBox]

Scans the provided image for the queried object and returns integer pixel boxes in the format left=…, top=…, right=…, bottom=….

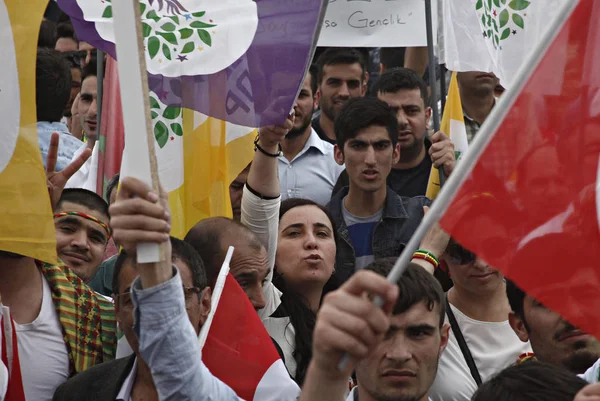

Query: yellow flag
left=166, top=110, right=256, bottom=238
left=0, top=0, right=57, bottom=263
left=426, top=72, right=469, bottom=200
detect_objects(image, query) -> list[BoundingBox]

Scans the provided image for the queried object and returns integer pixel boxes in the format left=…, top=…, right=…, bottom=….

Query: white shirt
left=278, top=129, right=344, bottom=207
left=116, top=357, right=137, bottom=401
left=580, top=358, right=600, bottom=383
left=263, top=316, right=296, bottom=378
left=15, top=275, right=70, bottom=401
left=241, top=185, right=283, bottom=319
left=429, top=303, right=532, bottom=401
left=65, top=141, right=99, bottom=191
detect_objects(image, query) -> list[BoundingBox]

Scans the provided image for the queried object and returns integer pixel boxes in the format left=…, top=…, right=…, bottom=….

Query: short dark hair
left=38, top=20, right=57, bottom=49
left=366, top=259, right=446, bottom=328
left=36, top=48, right=72, bottom=122
left=82, top=59, right=98, bottom=83
left=315, top=47, right=367, bottom=86
left=105, top=173, right=120, bottom=203
left=506, top=279, right=526, bottom=320
left=471, top=361, right=588, bottom=401
left=56, top=22, right=77, bottom=43
left=380, top=47, right=406, bottom=71
left=56, top=188, right=110, bottom=220
left=308, top=64, right=318, bottom=97
left=370, top=67, right=429, bottom=106
left=334, top=97, right=399, bottom=150
left=184, top=217, right=263, bottom=288
left=171, top=236, right=208, bottom=291
left=112, top=236, right=208, bottom=297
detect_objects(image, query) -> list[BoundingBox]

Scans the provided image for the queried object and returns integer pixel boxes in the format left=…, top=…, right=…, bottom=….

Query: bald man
left=185, top=218, right=273, bottom=313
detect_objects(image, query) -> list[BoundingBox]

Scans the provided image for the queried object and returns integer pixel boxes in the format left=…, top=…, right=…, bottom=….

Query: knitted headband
left=53, top=211, right=111, bottom=238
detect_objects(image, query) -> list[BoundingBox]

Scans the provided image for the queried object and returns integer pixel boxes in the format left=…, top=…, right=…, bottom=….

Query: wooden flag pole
left=112, top=0, right=165, bottom=263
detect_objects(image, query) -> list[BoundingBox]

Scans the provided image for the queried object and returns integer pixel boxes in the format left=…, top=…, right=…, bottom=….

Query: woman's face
left=276, top=205, right=336, bottom=291
left=445, top=254, right=504, bottom=296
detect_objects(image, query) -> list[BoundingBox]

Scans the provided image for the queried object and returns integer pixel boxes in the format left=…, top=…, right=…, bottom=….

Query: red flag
left=440, top=0, right=600, bottom=338
left=202, top=275, right=299, bottom=401
left=96, top=56, right=125, bottom=196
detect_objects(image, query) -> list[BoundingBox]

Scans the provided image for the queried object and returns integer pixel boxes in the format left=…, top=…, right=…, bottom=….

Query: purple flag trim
left=57, top=0, right=326, bottom=127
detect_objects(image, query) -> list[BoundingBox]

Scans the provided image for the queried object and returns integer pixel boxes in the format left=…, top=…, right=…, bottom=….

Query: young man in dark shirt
left=332, top=68, right=455, bottom=198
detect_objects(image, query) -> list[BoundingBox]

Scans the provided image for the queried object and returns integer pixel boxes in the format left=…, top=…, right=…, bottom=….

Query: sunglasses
left=446, top=242, right=476, bottom=265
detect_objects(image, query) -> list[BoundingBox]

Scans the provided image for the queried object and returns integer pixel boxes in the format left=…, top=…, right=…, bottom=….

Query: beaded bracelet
left=412, top=249, right=440, bottom=269
left=254, top=134, right=282, bottom=158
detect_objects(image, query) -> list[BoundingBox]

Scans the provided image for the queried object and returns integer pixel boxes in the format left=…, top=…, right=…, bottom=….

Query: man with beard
left=332, top=68, right=455, bottom=198
left=300, top=260, right=449, bottom=401
left=507, top=279, right=600, bottom=379
left=312, top=48, right=368, bottom=145
left=279, top=66, right=344, bottom=206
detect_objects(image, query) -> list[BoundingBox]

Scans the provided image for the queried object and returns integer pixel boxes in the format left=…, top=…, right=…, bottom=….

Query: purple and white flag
left=57, top=0, right=327, bottom=127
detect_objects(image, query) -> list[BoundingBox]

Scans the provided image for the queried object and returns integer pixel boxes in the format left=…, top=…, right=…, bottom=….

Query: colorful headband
left=53, top=211, right=111, bottom=238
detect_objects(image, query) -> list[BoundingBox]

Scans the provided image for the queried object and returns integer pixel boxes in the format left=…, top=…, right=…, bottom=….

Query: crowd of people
left=1, top=4, right=599, bottom=401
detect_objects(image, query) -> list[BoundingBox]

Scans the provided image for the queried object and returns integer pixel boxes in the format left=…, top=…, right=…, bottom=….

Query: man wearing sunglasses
left=416, top=236, right=532, bottom=401
left=53, top=236, right=213, bottom=400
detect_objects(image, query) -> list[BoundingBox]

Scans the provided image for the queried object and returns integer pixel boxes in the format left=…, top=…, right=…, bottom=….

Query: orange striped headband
left=53, top=211, right=111, bottom=238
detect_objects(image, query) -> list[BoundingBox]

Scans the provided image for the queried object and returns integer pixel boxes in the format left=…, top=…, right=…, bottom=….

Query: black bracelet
left=254, top=134, right=281, bottom=158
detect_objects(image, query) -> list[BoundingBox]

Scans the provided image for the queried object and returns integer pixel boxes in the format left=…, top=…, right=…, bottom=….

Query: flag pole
left=381, top=0, right=579, bottom=288
left=424, top=0, right=445, bottom=187
left=112, top=0, right=165, bottom=263
left=198, top=246, right=234, bottom=351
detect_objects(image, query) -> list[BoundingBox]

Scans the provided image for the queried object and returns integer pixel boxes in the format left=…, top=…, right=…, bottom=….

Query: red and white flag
left=440, top=0, right=600, bottom=338
left=202, top=275, right=300, bottom=401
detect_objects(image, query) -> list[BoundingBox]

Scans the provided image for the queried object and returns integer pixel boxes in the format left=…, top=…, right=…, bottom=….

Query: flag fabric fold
left=440, top=0, right=600, bottom=339
left=203, top=275, right=300, bottom=401
left=443, top=0, right=570, bottom=88
left=0, top=0, right=57, bottom=263
left=426, top=71, right=469, bottom=200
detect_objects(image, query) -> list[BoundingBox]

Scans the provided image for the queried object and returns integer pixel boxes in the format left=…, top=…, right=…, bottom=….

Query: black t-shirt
left=331, top=140, right=433, bottom=199
left=311, top=113, right=336, bottom=145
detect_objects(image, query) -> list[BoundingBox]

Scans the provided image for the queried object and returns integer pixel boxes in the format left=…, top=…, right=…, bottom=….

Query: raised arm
left=110, top=177, right=243, bottom=401
left=241, top=118, right=294, bottom=319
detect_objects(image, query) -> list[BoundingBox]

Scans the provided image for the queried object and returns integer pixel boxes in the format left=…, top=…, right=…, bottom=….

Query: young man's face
left=509, top=296, right=600, bottom=374
left=334, top=126, right=400, bottom=194
left=355, top=301, right=449, bottom=401
left=317, top=63, right=366, bottom=122
left=54, top=201, right=109, bottom=282
left=78, top=75, right=98, bottom=140
left=378, top=89, right=430, bottom=161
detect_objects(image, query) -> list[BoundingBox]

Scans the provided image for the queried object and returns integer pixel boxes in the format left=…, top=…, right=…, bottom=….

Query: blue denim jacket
left=37, top=121, right=83, bottom=172
left=131, top=268, right=243, bottom=401
left=327, top=186, right=431, bottom=283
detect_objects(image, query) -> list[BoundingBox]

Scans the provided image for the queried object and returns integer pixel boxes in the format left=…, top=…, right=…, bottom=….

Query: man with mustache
left=312, top=48, right=368, bottom=145
left=327, top=97, right=429, bottom=281
left=506, top=279, right=600, bottom=380
left=332, top=68, right=456, bottom=198
left=54, top=188, right=111, bottom=284
left=279, top=66, right=344, bottom=206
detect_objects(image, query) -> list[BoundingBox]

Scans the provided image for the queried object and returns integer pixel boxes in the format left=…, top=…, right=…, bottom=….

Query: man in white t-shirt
left=506, top=279, right=600, bottom=380
left=426, top=239, right=532, bottom=401
left=299, top=261, right=448, bottom=401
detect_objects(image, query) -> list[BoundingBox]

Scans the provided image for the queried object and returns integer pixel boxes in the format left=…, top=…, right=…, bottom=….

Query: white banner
left=317, top=0, right=437, bottom=47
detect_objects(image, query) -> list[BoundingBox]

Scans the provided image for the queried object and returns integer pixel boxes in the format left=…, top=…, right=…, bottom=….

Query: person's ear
left=362, top=72, right=370, bottom=96
left=198, top=286, right=212, bottom=326
left=425, top=106, right=432, bottom=130
left=315, top=87, right=322, bottom=108
left=439, top=323, right=450, bottom=356
left=509, top=311, right=530, bottom=343
left=392, top=142, right=400, bottom=164
left=334, top=144, right=345, bottom=166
